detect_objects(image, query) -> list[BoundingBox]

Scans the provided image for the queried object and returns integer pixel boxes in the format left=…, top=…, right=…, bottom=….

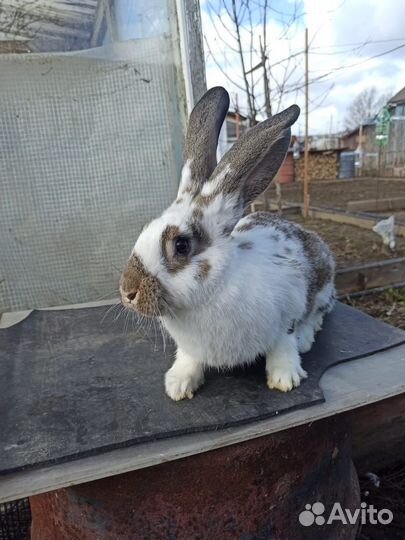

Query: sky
left=201, top=0, right=405, bottom=135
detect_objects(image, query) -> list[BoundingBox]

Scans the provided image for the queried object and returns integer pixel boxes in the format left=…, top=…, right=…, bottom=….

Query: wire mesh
left=0, top=499, right=31, bottom=540
left=0, top=37, right=185, bottom=312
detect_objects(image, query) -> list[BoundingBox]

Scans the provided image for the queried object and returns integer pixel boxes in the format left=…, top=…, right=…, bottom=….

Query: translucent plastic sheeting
left=0, top=0, right=170, bottom=52
left=0, top=37, right=186, bottom=312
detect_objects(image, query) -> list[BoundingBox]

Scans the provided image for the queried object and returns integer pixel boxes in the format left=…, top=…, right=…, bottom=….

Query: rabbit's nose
left=126, top=291, right=137, bottom=302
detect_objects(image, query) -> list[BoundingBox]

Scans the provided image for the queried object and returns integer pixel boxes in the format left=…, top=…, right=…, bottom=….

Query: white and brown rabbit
left=120, top=87, right=335, bottom=401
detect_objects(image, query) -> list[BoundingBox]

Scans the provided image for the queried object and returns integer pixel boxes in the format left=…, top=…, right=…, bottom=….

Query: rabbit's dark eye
left=174, top=236, right=191, bottom=256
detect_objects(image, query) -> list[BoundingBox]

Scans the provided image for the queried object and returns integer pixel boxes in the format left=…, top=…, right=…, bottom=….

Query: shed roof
left=226, top=110, right=248, bottom=121
left=388, top=86, right=405, bottom=105
left=342, top=119, right=376, bottom=138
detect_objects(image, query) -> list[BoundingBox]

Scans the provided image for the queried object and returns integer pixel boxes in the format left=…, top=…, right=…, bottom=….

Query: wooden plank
left=174, top=0, right=206, bottom=112
left=0, top=299, right=117, bottom=326
left=338, top=281, right=405, bottom=300
left=308, top=207, right=377, bottom=229
left=183, top=0, right=206, bottom=103
left=268, top=202, right=301, bottom=216
left=347, top=197, right=405, bottom=213
left=307, top=206, right=405, bottom=237
left=90, top=0, right=106, bottom=48
left=1, top=343, right=404, bottom=503
left=336, top=258, right=405, bottom=294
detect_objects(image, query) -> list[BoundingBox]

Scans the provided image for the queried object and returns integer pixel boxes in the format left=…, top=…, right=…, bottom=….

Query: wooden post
left=235, top=93, right=240, bottom=140
left=303, top=28, right=309, bottom=218
left=358, top=124, right=363, bottom=177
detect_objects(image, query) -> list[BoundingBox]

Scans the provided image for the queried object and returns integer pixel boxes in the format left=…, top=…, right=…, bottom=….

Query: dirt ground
left=343, top=288, right=405, bottom=331
left=288, top=215, right=405, bottom=266
left=285, top=214, right=405, bottom=330
left=270, top=178, right=405, bottom=214
left=356, top=463, right=405, bottom=540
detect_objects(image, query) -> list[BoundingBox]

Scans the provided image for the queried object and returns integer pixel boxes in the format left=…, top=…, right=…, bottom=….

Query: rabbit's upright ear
left=177, top=87, right=229, bottom=197
left=203, top=105, right=300, bottom=212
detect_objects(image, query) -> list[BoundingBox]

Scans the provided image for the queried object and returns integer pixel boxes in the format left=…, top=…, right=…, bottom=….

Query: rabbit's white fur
left=129, top=182, right=335, bottom=400
left=120, top=87, right=335, bottom=400
left=161, top=209, right=334, bottom=399
left=162, top=212, right=307, bottom=368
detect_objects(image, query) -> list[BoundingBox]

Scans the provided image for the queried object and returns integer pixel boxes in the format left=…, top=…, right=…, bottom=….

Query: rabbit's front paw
left=266, top=363, right=307, bottom=392
left=266, top=334, right=307, bottom=392
left=165, top=352, right=204, bottom=401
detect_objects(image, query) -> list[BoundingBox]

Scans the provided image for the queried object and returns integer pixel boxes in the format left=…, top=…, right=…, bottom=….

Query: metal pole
left=303, top=28, right=309, bottom=218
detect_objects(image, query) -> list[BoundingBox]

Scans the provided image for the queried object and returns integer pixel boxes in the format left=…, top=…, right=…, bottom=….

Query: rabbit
left=120, top=86, right=336, bottom=401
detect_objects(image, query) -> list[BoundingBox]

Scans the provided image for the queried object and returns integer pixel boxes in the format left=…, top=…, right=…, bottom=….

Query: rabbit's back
left=233, top=212, right=336, bottom=318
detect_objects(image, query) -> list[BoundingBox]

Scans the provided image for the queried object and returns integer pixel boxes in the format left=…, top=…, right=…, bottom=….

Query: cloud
left=201, top=0, right=405, bottom=134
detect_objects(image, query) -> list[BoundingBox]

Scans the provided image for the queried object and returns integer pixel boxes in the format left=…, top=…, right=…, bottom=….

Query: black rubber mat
left=1, top=302, right=404, bottom=475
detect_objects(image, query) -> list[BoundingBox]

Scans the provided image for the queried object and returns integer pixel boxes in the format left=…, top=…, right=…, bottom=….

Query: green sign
left=375, top=106, right=391, bottom=146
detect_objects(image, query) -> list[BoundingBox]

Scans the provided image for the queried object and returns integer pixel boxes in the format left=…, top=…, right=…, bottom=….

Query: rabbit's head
left=120, top=87, right=300, bottom=317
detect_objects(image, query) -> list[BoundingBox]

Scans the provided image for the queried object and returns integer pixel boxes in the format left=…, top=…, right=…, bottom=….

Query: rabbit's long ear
left=177, top=87, right=229, bottom=197
left=200, top=105, right=300, bottom=213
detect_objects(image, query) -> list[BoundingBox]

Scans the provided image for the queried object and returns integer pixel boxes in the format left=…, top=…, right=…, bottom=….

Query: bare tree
left=344, top=87, right=391, bottom=130
left=204, top=0, right=303, bottom=124
left=0, top=0, right=43, bottom=43
left=0, top=0, right=99, bottom=53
